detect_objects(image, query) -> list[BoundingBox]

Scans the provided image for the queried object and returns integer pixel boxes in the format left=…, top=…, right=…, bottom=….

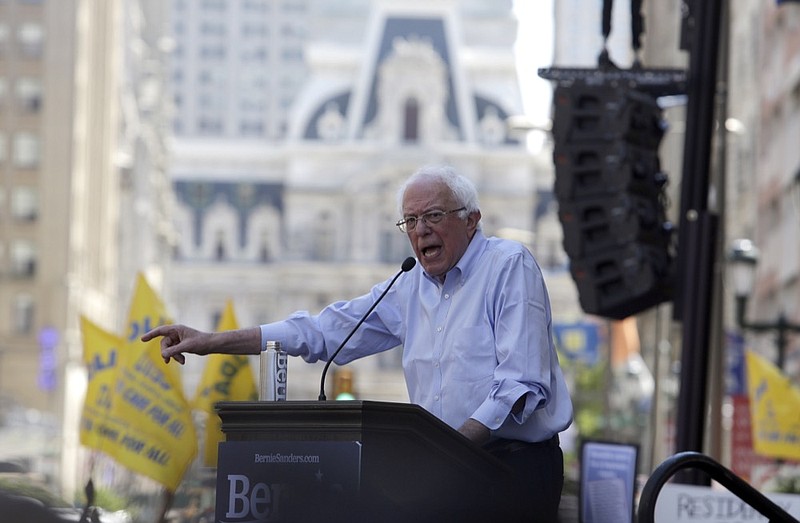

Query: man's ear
left=467, top=210, right=482, bottom=232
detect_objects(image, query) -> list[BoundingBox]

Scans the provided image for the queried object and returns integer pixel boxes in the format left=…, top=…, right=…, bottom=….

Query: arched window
left=258, top=231, right=270, bottom=262
left=201, top=195, right=238, bottom=261
left=214, top=230, right=226, bottom=260
left=403, top=98, right=419, bottom=142
left=312, top=211, right=335, bottom=261
left=246, top=205, right=281, bottom=263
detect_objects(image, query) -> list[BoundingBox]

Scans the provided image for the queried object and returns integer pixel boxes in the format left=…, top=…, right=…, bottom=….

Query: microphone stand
left=318, top=257, right=415, bottom=400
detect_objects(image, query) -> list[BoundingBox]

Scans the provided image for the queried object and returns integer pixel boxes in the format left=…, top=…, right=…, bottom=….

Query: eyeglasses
left=396, top=207, right=466, bottom=233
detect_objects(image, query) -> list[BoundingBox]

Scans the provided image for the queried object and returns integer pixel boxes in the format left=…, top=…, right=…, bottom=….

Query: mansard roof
left=297, top=8, right=521, bottom=146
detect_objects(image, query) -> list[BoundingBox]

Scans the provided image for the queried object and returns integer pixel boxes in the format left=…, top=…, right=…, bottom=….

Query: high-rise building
left=0, top=0, right=172, bottom=499
left=169, top=0, right=311, bottom=140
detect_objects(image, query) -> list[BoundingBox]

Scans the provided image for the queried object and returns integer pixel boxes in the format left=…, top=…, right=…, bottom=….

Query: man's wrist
left=458, top=418, right=491, bottom=445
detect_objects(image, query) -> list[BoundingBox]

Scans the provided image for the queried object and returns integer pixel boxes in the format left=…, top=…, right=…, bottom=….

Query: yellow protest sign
left=80, top=315, right=188, bottom=489
left=80, top=316, right=125, bottom=452
left=745, top=350, right=800, bottom=461
left=110, top=273, right=197, bottom=491
left=194, top=299, right=257, bottom=466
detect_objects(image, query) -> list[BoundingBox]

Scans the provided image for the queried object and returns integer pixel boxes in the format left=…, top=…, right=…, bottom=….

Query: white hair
left=396, top=165, right=481, bottom=220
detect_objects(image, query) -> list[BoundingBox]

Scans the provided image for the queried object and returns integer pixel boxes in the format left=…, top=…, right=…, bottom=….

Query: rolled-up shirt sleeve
left=469, top=250, right=554, bottom=429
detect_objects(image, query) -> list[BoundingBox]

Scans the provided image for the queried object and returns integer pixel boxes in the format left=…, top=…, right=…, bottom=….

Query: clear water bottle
left=260, top=341, right=287, bottom=401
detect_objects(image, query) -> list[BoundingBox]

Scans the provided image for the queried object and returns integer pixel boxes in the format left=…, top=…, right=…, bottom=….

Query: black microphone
left=318, top=256, right=416, bottom=401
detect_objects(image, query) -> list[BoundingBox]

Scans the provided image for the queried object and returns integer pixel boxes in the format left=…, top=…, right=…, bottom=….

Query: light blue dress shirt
left=260, top=230, right=573, bottom=443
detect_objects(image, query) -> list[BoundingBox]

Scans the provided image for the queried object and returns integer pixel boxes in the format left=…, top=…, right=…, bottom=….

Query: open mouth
left=422, top=246, right=442, bottom=258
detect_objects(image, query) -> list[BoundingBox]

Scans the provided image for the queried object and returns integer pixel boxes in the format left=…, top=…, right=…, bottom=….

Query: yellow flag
left=112, top=273, right=198, bottom=491
left=79, top=316, right=125, bottom=452
left=80, top=316, right=190, bottom=488
left=194, top=299, right=257, bottom=466
left=745, top=350, right=800, bottom=460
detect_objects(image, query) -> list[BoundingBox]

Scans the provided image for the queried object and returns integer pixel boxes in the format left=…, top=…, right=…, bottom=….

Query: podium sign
left=214, top=401, right=527, bottom=522
left=215, top=440, right=361, bottom=521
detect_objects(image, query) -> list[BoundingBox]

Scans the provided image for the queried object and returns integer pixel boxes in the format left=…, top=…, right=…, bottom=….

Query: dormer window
left=403, top=98, right=419, bottom=142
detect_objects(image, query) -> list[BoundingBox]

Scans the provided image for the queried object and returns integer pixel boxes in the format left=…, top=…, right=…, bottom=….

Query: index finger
left=140, top=324, right=173, bottom=342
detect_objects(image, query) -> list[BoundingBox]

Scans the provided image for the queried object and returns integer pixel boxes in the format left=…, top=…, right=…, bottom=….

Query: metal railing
left=637, top=451, right=798, bottom=523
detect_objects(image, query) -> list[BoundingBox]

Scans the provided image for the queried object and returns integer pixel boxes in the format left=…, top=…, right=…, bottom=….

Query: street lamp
left=728, top=238, right=800, bottom=370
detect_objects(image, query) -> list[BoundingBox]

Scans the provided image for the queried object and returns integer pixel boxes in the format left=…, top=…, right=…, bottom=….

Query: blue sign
left=725, top=331, right=746, bottom=396
left=580, top=440, right=638, bottom=523
left=37, top=326, right=59, bottom=392
left=554, top=322, right=600, bottom=365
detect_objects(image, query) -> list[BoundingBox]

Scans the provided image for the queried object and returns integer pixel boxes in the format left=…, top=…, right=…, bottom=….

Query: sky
left=513, top=0, right=555, bottom=127
left=511, top=0, right=555, bottom=152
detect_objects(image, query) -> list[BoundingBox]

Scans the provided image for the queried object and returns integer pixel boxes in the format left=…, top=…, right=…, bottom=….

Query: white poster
left=653, top=483, right=800, bottom=522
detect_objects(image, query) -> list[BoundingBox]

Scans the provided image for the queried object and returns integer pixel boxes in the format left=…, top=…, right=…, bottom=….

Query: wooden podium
left=214, top=400, right=527, bottom=522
